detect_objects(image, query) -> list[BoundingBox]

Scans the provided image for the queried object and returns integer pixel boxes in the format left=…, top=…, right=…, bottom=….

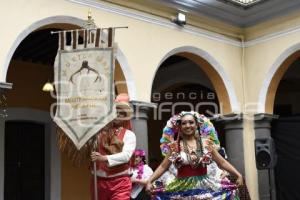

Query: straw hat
left=115, top=93, right=133, bottom=119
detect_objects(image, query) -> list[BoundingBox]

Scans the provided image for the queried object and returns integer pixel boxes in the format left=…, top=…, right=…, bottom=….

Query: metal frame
left=218, top=0, right=269, bottom=9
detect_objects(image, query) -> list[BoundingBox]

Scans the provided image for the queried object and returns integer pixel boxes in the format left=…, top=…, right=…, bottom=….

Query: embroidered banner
left=53, top=29, right=116, bottom=149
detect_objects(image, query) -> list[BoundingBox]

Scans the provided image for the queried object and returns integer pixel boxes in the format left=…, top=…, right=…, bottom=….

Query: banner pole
left=93, top=134, right=99, bottom=200
left=93, top=161, right=98, bottom=200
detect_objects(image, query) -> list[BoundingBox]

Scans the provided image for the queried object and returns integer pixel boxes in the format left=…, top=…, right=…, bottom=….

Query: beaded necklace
left=182, top=135, right=204, bottom=168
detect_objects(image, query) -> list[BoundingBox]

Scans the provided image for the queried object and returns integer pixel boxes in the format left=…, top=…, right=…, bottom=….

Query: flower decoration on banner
left=160, top=111, right=220, bottom=156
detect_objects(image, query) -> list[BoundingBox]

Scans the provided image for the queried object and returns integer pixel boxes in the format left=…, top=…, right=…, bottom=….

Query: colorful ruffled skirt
left=153, top=174, right=240, bottom=200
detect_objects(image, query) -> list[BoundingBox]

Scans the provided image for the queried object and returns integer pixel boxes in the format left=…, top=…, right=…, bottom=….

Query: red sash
left=177, top=165, right=207, bottom=178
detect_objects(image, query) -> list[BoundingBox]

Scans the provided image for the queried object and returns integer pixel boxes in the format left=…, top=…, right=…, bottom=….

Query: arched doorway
left=148, top=54, right=229, bottom=166
left=271, top=56, right=300, bottom=200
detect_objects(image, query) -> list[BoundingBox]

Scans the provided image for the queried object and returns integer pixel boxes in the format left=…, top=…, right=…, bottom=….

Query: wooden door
left=4, top=121, right=45, bottom=200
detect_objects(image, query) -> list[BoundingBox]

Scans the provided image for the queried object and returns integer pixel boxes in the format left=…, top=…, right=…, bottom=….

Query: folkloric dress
left=154, top=112, right=240, bottom=200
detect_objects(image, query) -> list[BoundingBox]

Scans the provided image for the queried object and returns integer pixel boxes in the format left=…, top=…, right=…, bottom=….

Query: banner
left=53, top=29, right=116, bottom=149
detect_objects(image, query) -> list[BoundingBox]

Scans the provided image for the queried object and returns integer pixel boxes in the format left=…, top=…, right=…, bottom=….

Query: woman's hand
left=190, top=154, right=198, bottom=161
left=205, top=139, right=214, bottom=152
left=145, top=181, right=153, bottom=193
left=236, top=175, right=244, bottom=187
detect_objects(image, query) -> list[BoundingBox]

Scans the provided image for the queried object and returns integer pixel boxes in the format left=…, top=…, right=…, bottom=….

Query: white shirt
left=95, top=129, right=136, bottom=177
left=130, top=164, right=153, bottom=198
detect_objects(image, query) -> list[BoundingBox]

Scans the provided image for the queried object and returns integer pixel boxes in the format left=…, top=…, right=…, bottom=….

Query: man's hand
left=91, top=151, right=108, bottom=162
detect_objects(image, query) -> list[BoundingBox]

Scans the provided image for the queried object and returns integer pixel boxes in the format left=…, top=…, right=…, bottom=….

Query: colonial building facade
left=1, top=1, right=300, bottom=200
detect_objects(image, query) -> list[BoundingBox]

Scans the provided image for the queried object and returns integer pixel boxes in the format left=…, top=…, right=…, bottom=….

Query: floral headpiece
left=134, top=149, right=146, bottom=157
left=160, top=111, right=220, bottom=156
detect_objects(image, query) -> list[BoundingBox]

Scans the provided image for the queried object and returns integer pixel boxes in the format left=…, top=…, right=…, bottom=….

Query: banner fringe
left=56, top=126, right=97, bottom=167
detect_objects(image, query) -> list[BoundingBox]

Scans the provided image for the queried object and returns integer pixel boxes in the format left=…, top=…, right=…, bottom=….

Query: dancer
left=146, top=111, right=243, bottom=200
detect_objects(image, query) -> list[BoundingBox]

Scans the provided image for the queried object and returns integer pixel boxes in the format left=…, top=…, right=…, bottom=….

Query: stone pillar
left=216, top=113, right=245, bottom=175
left=254, top=113, right=278, bottom=200
left=130, top=100, right=156, bottom=157
left=0, top=82, right=12, bottom=200
left=0, top=82, right=12, bottom=118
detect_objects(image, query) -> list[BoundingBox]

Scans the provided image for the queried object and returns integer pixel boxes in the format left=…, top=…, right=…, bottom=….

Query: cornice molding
left=245, top=24, right=300, bottom=47
left=68, top=0, right=241, bottom=47
left=68, top=0, right=300, bottom=48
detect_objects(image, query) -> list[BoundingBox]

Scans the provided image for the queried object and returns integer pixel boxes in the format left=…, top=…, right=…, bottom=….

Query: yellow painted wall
left=61, top=154, right=91, bottom=200
left=6, top=60, right=54, bottom=110
left=245, top=11, right=300, bottom=40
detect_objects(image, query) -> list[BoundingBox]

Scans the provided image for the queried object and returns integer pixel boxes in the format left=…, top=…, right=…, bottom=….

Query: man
left=91, top=93, right=136, bottom=200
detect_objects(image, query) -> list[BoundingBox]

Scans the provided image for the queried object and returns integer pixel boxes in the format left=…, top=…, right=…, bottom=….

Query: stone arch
left=258, top=44, right=300, bottom=113
left=2, top=15, right=136, bottom=99
left=152, top=46, right=239, bottom=114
